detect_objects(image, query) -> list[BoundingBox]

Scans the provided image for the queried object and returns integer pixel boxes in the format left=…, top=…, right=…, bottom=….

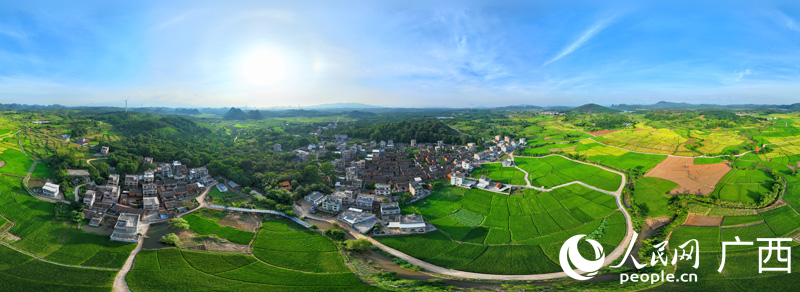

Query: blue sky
left=1, top=1, right=800, bottom=108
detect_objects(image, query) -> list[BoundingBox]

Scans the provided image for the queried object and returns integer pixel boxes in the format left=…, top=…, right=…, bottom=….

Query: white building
left=42, top=182, right=60, bottom=197
left=375, top=183, right=391, bottom=196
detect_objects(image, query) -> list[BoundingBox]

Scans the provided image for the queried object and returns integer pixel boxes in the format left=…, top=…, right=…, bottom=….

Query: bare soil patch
left=217, top=212, right=260, bottom=232
left=684, top=214, right=723, bottom=227
left=645, top=217, right=671, bottom=228
left=0, top=161, right=4, bottom=168
left=177, top=230, right=251, bottom=254
left=587, top=129, right=620, bottom=136
left=544, top=137, right=552, bottom=140
left=644, top=156, right=731, bottom=196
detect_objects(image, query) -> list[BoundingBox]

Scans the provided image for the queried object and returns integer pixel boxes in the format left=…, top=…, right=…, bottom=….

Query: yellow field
left=602, top=127, right=686, bottom=155
left=691, top=130, right=746, bottom=154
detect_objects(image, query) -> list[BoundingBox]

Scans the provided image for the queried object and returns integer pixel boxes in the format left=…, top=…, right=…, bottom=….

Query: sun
left=239, top=47, right=289, bottom=87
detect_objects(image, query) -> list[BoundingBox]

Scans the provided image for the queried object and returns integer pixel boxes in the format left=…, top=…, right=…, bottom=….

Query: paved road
left=296, top=155, right=634, bottom=281
left=507, top=153, right=532, bottom=187
left=74, top=183, right=89, bottom=202
left=113, top=226, right=147, bottom=292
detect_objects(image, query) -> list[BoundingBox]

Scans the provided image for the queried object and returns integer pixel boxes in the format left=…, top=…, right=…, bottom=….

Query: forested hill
left=333, top=119, right=472, bottom=145
left=92, top=112, right=211, bottom=137
left=568, top=103, right=619, bottom=113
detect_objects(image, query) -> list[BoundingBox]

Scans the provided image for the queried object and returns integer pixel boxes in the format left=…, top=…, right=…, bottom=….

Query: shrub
left=160, top=233, right=180, bottom=245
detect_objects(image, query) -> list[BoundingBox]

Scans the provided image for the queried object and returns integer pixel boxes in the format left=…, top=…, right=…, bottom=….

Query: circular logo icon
left=559, top=234, right=606, bottom=280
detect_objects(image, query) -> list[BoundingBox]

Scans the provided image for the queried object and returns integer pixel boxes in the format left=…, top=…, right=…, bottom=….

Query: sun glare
left=239, top=47, right=289, bottom=87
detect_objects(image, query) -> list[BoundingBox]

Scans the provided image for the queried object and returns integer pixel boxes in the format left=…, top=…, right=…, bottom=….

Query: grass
left=633, top=177, right=678, bottom=218
left=378, top=185, right=625, bottom=274
left=127, top=248, right=380, bottom=292
left=183, top=213, right=255, bottom=245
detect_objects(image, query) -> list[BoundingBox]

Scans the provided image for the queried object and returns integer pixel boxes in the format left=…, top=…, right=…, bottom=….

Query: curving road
left=296, top=154, right=634, bottom=281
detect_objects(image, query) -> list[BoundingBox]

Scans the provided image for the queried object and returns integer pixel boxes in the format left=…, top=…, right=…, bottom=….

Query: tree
left=169, top=218, right=190, bottom=231
left=323, top=229, right=345, bottom=241
left=160, top=233, right=180, bottom=245
left=71, top=210, right=85, bottom=224
left=331, top=222, right=340, bottom=229
left=344, top=239, right=373, bottom=251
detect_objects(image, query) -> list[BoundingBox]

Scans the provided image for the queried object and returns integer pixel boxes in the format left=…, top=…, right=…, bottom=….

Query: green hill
left=569, top=103, right=619, bottom=113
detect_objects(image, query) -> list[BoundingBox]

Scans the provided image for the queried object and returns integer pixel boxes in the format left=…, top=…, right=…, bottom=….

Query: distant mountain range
left=1, top=101, right=799, bottom=113
left=609, top=101, right=800, bottom=111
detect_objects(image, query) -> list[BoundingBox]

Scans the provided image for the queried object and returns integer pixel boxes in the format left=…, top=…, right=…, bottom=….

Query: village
left=295, top=134, right=527, bottom=236
left=35, top=131, right=527, bottom=244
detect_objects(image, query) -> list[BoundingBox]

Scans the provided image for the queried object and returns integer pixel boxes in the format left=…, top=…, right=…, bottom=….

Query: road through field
left=296, top=154, right=634, bottom=281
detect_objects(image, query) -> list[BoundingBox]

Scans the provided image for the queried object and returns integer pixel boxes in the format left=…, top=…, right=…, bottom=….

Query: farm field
left=0, top=244, right=118, bottom=292
left=600, top=127, right=692, bottom=155
left=514, top=155, right=622, bottom=191
left=183, top=213, right=255, bottom=245
left=662, top=217, right=800, bottom=291
left=632, top=177, right=678, bottom=218
left=126, top=248, right=380, bottom=292
left=709, top=169, right=775, bottom=203
left=473, top=162, right=527, bottom=185
left=252, top=219, right=348, bottom=273
left=644, top=156, right=731, bottom=195
left=378, top=185, right=626, bottom=274
left=0, top=176, right=135, bottom=269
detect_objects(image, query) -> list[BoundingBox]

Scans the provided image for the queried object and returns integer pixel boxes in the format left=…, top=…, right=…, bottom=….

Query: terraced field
left=662, top=208, right=800, bottom=291
left=252, top=219, right=349, bottom=273
left=126, top=248, right=380, bottom=292
left=379, top=185, right=626, bottom=275
left=0, top=244, right=118, bottom=292
left=0, top=176, right=135, bottom=269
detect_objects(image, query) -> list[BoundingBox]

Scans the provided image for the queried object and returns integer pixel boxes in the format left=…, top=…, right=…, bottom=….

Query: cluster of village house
left=41, top=131, right=526, bottom=241
left=41, top=146, right=223, bottom=243
left=299, top=135, right=526, bottom=236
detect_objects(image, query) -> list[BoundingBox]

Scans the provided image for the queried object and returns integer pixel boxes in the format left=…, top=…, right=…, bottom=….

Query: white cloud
left=542, top=15, right=619, bottom=67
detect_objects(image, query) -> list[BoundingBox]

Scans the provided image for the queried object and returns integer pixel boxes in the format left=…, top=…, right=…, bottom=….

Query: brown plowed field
left=588, top=129, right=620, bottom=136
left=684, top=214, right=722, bottom=226
left=644, top=156, right=731, bottom=196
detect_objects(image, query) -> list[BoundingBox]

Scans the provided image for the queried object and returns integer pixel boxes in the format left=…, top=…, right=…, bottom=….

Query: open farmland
left=632, top=177, right=678, bottom=218
left=514, top=155, right=623, bottom=191
left=252, top=219, right=348, bottom=273
left=644, top=156, right=731, bottom=195
left=599, top=126, right=692, bottom=155
left=377, top=185, right=626, bottom=274
left=0, top=244, right=118, bottom=292
left=709, top=169, right=775, bottom=203
left=126, top=248, right=380, bottom=292
left=0, top=176, right=135, bottom=269
left=183, top=213, right=255, bottom=245
left=661, top=213, right=800, bottom=291
left=474, top=162, right=527, bottom=185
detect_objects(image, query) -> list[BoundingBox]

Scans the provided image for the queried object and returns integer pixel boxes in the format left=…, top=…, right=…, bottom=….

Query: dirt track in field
left=683, top=214, right=723, bottom=226
left=644, top=156, right=731, bottom=196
